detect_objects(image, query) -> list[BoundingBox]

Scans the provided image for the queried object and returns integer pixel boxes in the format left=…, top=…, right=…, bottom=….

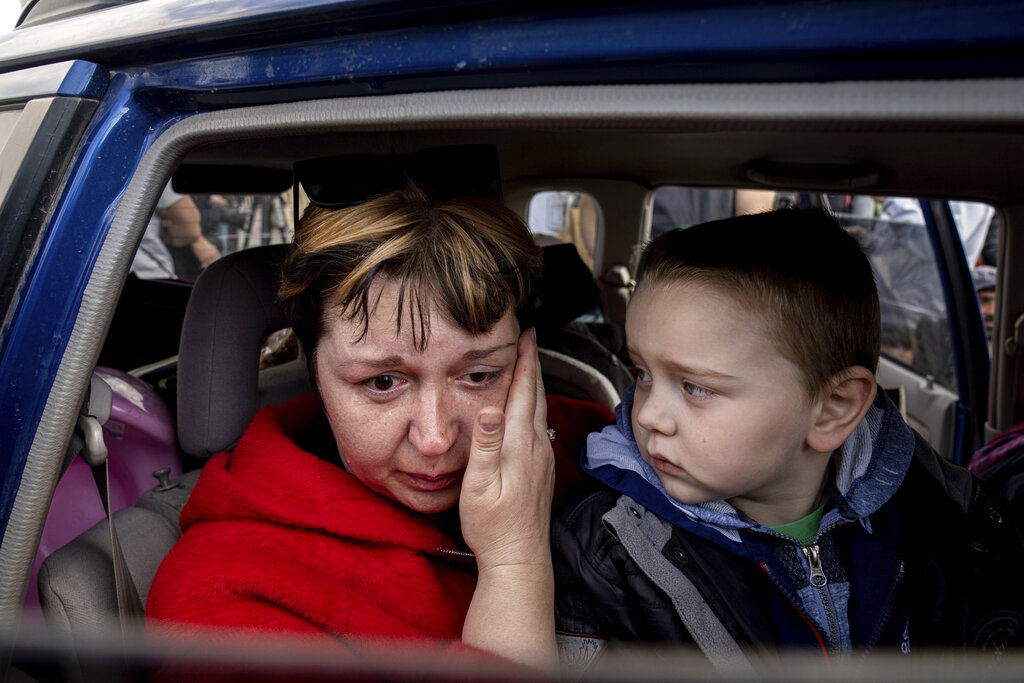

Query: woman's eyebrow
left=341, top=342, right=514, bottom=369
left=344, top=355, right=405, bottom=369
left=462, top=341, right=516, bottom=362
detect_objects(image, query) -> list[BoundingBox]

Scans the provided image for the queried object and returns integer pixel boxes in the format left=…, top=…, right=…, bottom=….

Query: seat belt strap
left=77, top=392, right=145, bottom=633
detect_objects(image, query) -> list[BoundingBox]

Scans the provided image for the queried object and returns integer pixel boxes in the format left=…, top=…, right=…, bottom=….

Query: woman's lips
left=403, top=471, right=461, bottom=492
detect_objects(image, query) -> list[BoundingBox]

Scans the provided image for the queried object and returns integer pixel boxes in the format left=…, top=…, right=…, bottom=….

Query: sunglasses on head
left=294, top=144, right=502, bottom=208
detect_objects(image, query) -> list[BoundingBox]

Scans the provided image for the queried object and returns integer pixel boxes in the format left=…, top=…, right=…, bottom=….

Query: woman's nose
left=408, top=387, right=456, bottom=456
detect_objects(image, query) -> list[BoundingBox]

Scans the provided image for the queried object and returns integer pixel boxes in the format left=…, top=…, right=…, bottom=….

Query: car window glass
left=130, top=187, right=296, bottom=283
left=527, top=190, right=601, bottom=272
left=802, top=194, right=996, bottom=392
left=651, top=188, right=996, bottom=393
left=835, top=195, right=957, bottom=388
left=651, top=186, right=777, bottom=235
left=831, top=194, right=999, bottom=393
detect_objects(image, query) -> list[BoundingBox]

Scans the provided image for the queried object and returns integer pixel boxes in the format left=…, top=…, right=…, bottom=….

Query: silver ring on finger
left=546, top=428, right=556, bottom=442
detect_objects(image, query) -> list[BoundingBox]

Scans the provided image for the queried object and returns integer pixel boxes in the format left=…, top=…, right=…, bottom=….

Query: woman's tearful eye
left=464, top=370, right=501, bottom=385
left=365, top=375, right=400, bottom=392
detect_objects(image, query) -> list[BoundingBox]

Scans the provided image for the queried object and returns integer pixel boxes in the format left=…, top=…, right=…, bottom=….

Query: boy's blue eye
left=683, top=381, right=713, bottom=398
left=635, top=367, right=650, bottom=382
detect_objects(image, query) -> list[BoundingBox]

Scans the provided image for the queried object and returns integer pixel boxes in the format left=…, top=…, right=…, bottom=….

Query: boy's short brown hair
left=279, top=184, right=541, bottom=383
left=637, top=207, right=880, bottom=397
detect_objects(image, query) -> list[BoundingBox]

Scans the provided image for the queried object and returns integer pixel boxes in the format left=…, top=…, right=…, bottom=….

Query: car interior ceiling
left=181, top=126, right=1024, bottom=205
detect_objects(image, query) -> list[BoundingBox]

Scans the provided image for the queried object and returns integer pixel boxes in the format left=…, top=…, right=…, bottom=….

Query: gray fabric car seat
left=36, top=466, right=201, bottom=640
left=177, top=243, right=311, bottom=459
left=538, top=347, right=620, bottom=410
left=37, top=504, right=181, bottom=639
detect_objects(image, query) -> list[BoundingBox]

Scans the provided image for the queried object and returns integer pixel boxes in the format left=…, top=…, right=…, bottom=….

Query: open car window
left=830, top=195, right=996, bottom=395
left=651, top=188, right=995, bottom=396
left=131, top=189, right=295, bottom=283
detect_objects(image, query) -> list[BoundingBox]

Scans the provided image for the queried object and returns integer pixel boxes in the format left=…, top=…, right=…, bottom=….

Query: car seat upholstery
left=538, top=347, right=620, bottom=409
left=177, top=244, right=311, bottom=458
left=37, top=473, right=198, bottom=639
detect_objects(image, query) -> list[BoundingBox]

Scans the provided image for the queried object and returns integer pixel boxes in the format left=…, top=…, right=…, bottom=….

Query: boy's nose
left=408, top=387, right=456, bottom=457
left=634, top=394, right=675, bottom=436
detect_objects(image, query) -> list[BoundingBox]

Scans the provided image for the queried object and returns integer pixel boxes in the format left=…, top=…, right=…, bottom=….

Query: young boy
left=553, top=208, right=1024, bottom=673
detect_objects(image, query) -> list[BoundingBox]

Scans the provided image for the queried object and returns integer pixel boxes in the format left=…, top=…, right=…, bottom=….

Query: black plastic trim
left=926, top=200, right=991, bottom=458
left=172, top=164, right=293, bottom=194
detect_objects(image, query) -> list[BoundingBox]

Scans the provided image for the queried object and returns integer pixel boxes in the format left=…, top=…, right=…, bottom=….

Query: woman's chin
left=395, top=486, right=461, bottom=515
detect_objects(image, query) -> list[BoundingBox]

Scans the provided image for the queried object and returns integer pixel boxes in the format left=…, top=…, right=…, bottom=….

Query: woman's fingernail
left=479, top=411, right=503, bottom=433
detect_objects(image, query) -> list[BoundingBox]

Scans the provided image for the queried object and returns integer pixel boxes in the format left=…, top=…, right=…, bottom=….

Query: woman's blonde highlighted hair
left=279, top=184, right=541, bottom=381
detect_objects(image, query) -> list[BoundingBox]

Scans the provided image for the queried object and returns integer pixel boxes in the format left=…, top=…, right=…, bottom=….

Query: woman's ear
left=806, top=367, right=877, bottom=454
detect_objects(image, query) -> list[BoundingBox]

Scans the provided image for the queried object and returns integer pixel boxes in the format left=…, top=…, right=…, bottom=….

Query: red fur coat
left=146, top=393, right=612, bottom=643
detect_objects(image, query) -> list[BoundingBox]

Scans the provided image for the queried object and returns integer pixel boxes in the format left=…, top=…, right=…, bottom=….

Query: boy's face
left=626, top=281, right=827, bottom=524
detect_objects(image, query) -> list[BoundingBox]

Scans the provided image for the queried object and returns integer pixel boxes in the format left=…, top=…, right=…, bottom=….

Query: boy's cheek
left=631, top=423, right=651, bottom=461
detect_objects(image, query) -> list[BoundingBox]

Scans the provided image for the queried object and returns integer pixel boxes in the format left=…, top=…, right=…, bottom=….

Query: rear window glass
left=527, top=190, right=601, bottom=272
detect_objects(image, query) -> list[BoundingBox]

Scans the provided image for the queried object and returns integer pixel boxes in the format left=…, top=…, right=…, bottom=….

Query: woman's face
left=314, top=279, right=520, bottom=514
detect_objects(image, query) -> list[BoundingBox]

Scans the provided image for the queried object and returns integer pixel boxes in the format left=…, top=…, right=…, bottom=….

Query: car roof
left=6, top=1, right=1021, bottom=203
left=4, top=0, right=1024, bottom=80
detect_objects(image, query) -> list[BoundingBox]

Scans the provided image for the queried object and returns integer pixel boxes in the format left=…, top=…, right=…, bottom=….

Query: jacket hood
left=179, top=393, right=459, bottom=554
left=582, top=384, right=916, bottom=546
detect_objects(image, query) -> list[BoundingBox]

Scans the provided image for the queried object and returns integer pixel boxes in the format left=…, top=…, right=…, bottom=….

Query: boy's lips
left=649, top=455, right=686, bottom=477
left=403, top=470, right=461, bottom=491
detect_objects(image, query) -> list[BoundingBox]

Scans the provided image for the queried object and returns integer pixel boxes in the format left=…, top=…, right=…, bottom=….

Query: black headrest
left=536, top=240, right=599, bottom=327
left=177, top=244, right=293, bottom=458
left=295, top=144, right=502, bottom=208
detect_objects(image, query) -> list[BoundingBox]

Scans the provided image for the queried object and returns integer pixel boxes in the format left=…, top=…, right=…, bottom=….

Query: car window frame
left=923, top=199, right=992, bottom=460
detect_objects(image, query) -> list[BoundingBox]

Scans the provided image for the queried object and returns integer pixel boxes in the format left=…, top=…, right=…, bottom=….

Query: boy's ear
left=806, top=367, right=877, bottom=454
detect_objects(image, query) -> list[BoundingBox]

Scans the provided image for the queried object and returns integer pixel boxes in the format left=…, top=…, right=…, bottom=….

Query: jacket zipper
left=802, top=544, right=840, bottom=655
left=759, top=562, right=831, bottom=663
left=436, top=547, right=475, bottom=559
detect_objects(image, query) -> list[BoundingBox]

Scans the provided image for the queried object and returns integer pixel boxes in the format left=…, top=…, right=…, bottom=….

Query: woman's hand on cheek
left=459, top=328, right=555, bottom=570
left=458, top=328, right=557, bottom=670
